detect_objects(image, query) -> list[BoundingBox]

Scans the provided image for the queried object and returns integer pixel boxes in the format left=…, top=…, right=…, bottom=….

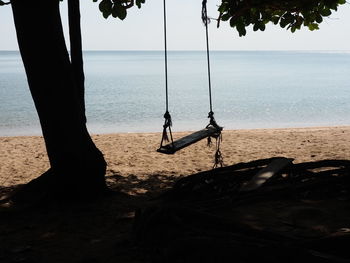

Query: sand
left=2, top=126, right=350, bottom=192
left=1, top=126, right=350, bottom=263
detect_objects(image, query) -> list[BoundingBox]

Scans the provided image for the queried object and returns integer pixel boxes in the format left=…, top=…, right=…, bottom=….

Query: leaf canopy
left=96, top=0, right=145, bottom=20
left=1, top=0, right=346, bottom=35
left=216, top=0, right=347, bottom=36
left=93, top=0, right=346, bottom=37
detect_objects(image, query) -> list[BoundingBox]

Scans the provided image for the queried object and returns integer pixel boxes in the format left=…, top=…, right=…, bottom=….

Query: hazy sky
left=1, top=0, right=350, bottom=51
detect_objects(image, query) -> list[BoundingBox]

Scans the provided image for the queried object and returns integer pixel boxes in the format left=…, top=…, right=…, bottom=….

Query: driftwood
left=240, top=157, right=293, bottom=191
left=133, top=158, right=350, bottom=263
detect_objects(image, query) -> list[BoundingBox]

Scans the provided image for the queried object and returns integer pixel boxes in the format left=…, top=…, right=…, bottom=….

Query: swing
left=157, top=0, right=223, bottom=161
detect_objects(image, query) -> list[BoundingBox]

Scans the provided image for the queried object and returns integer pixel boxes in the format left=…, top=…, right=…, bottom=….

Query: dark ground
left=1, top=158, right=350, bottom=263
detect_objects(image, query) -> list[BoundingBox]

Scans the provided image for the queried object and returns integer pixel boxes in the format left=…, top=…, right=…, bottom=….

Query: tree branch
left=0, top=0, right=11, bottom=6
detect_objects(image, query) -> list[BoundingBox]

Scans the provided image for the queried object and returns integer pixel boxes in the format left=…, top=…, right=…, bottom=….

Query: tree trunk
left=11, top=0, right=107, bottom=199
left=68, top=0, right=86, bottom=124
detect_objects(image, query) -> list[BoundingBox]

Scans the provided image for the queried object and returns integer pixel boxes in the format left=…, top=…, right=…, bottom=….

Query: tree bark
left=68, top=0, right=86, bottom=123
left=11, top=0, right=107, bottom=198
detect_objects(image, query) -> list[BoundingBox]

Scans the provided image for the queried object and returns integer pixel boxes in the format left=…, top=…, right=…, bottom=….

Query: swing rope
left=202, top=0, right=223, bottom=167
left=202, top=0, right=213, bottom=114
left=163, top=0, right=169, bottom=114
left=202, top=0, right=218, bottom=129
left=159, top=0, right=223, bottom=167
left=160, top=0, right=174, bottom=148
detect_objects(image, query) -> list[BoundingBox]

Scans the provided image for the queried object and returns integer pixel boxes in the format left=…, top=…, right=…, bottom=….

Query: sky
left=0, top=0, right=350, bottom=51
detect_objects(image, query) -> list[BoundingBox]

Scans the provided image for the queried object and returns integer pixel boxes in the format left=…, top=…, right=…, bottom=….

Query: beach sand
left=1, top=126, right=350, bottom=190
left=1, top=127, right=350, bottom=263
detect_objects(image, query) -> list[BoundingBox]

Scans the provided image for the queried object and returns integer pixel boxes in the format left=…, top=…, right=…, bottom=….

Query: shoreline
left=2, top=124, right=350, bottom=138
left=2, top=126, right=350, bottom=191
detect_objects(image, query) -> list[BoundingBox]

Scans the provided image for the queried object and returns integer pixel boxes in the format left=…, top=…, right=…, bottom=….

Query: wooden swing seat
left=157, top=126, right=222, bottom=154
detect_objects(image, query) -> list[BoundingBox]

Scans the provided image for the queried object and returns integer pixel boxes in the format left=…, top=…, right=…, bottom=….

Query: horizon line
left=1, top=49, right=350, bottom=52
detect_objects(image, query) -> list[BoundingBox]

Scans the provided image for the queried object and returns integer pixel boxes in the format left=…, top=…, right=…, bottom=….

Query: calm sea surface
left=1, top=50, right=350, bottom=136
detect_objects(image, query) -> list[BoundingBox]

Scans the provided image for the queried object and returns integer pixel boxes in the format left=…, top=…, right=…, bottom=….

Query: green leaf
left=136, top=0, right=146, bottom=9
left=229, top=17, right=236, bottom=28
left=115, top=4, right=127, bottom=20
left=259, top=22, right=266, bottom=31
left=237, top=26, right=246, bottom=37
left=99, top=0, right=112, bottom=18
left=283, top=13, right=295, bottom=24
left=315, top=14, right=323, bottom=23
left=119, top=9, right=127, bottom=20
left=111, top=5, right=118, bottom=18
left=271, top=16, right=280, bottom=25
left=236, top=19, right=246, bottom=36
left=320, top=8, right=332, bottom=16
left=102, top=12, right=111, bottom=19
left=111, top=3, right=127, bottom=20
left=308, top=23, right=319, bottom=31
left=218, top=3, right=227, bottom=13
left=136, top=0, right=142, bottom=8
left=221, top=13, right=231, bottom=21
left=280, top=17, right=288, bottom=28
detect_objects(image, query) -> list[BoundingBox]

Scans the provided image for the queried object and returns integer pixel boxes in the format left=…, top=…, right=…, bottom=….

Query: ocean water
left=1, top=50, right=350, bottom=136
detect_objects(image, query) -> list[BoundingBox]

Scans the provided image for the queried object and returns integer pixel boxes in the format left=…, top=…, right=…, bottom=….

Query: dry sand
left=1, top=126, right=350, bottom=192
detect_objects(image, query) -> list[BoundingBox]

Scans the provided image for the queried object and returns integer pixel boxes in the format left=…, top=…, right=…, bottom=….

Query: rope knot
left=161, top=111, right=173, bottom=144
left=164, top=111, right=171, bottom=120
left=207, top=111, right=221, bottom=129
left=163, top=111, right=172, bottom=128
left=213, top=133, right=224, bottom=168
left=213, top=148, right=224, bottom=168
left=201, top=0, right=209, bottom=26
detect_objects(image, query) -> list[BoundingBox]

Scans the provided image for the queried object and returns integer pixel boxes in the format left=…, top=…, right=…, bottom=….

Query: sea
left=1, top=50, right=350, bottom=136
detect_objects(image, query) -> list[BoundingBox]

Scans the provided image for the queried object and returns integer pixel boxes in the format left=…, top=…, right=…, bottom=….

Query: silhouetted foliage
left=2, top=0, right=347, bottom=36
left=217, top=0, right=347, bottom=36
left=95, top=0, right=145, bottom=20
left=93, top=0, right=346, bottom=37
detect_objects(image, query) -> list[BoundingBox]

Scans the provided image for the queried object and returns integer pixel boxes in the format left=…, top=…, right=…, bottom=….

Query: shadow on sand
left=1, top=157, right=350, bottom=263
